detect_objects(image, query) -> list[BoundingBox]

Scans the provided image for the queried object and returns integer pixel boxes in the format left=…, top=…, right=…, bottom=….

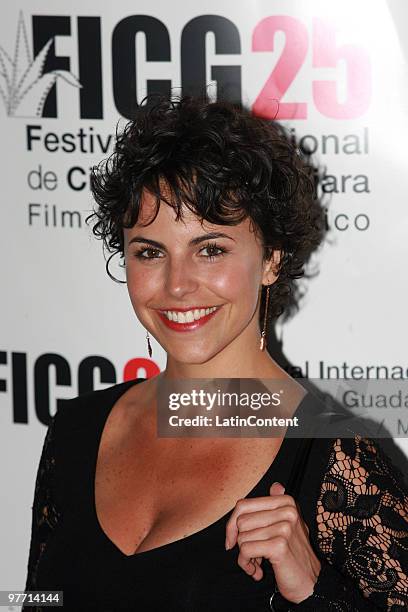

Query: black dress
left=23, top=379, right=408, bottom=611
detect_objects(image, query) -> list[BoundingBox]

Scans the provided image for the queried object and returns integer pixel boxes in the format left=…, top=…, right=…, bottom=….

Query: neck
left=162, top=323, right=288, bottom=381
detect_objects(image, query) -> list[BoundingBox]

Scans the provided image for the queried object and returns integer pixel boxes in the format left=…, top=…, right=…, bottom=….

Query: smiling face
left=124, top=188, right=279, bottom=368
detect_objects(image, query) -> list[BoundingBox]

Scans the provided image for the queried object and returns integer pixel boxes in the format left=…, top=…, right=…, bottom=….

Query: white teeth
left=162, top=306, right=218, bottom=323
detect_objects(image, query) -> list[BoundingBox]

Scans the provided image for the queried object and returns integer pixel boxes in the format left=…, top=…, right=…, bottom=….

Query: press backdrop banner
left=1, top=0, right=408, bottom=590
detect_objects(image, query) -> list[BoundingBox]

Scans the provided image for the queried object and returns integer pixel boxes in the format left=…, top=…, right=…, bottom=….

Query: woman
left=24, top=96, right=408, bottom=611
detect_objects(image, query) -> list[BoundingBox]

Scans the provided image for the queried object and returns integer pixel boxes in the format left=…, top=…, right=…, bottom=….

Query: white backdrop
left=1, top=0, right=408, bottom=590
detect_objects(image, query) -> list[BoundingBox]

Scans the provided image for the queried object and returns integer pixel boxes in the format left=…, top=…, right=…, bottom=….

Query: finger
left=237, top=532, right=297, bottom=570
left=236, top=505, right=299, bottom=535
left=237, top=535, right=294, bottom=574
left=243, top=556, right=263, bottom=580
left=247, top=557, right=263, bottom=581
left=270, top=481, right=286, bottom=495
left=225, top=496, right=294, bottom=549
left=237, top=520, right=295, bottom=548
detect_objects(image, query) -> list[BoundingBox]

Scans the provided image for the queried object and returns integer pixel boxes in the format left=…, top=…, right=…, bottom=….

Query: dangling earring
left=146, top=330, right=153, bottom=357
left=259, top=284, right=270, bottom=351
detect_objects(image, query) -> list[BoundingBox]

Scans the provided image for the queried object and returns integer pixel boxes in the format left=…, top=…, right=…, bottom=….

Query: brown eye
left=200, top=242, right=227, bottom=260
left=134, top=247, right=163, bottom=259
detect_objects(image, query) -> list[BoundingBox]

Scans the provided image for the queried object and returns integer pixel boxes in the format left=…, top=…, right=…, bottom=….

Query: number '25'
left=252, top=17, right=372, bottom=120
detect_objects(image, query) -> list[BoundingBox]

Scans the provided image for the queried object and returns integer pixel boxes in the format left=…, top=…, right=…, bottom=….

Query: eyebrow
left=127, top=232, right=236, bottom=249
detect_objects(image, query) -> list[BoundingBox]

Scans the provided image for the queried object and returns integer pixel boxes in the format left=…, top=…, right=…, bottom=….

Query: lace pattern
left=316, top=435, right=408, bottom=610
left=24, top=415, right=61, bottom=611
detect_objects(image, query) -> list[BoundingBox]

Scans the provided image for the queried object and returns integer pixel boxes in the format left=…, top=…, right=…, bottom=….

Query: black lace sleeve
left=23, top=413, right=62, bottom=608
left=272, top=435, right=408, bottom=611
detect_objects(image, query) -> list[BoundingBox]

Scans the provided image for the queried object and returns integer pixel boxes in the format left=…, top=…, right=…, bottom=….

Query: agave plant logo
left=0, top=11, right=81, bottom=117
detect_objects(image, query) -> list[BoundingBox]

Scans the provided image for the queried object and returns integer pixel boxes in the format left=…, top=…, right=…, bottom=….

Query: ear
left=262, top=249, right=282, bottom=286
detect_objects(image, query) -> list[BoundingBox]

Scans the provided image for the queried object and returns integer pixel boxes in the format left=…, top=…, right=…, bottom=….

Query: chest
left=94, top=429, right=283, bottom=556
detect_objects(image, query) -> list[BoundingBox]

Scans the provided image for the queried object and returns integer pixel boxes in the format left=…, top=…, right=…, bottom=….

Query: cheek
left=209, top=258, right=261, bottom=302
left=126, top=268, right=159, bottom=307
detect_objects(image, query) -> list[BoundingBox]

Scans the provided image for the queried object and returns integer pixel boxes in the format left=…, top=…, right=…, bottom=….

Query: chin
left=167, top=346, right=222, bottom=366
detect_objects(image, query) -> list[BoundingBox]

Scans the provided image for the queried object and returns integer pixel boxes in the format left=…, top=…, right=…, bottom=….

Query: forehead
left=127, top=187, right=258, bottom=240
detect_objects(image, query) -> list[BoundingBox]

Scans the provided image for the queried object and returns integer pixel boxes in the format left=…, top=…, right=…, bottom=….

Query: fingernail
left=225, top=539, right=230, bottom=550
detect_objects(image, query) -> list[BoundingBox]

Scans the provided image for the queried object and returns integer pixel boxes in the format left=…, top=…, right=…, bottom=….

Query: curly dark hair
left=86, top=95, right=325, bottom=326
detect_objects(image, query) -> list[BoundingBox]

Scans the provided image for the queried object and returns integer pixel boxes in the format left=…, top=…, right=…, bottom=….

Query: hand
left=225, top=482, right=322, bottom=604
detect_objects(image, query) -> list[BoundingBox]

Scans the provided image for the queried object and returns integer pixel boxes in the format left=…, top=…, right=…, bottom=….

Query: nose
left=164, top=256, right=200, bottom=300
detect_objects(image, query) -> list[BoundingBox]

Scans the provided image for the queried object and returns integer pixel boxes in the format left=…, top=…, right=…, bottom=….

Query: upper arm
left=315, top=434, right=408, bottom=610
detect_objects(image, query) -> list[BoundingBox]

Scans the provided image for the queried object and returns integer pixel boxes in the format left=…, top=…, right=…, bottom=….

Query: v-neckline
left=90, top=378, right=308, bottom=559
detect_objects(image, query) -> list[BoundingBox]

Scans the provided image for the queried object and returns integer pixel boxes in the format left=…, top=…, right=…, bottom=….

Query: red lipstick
left=156, top=307, right=222, bottom=331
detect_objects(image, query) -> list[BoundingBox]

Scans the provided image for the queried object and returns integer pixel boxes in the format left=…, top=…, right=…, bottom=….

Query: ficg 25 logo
left=1, top=11, right=371, bottom=120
